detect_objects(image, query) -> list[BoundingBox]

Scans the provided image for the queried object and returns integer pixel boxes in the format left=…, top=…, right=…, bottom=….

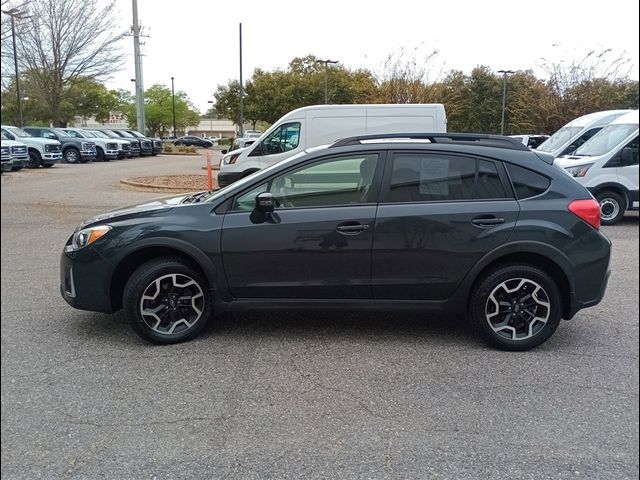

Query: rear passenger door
left=371, top=151, right=520, bottom=300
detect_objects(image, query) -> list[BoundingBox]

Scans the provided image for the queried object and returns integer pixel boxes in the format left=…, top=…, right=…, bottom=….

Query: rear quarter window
left=505, top=163, right=550, bottom=199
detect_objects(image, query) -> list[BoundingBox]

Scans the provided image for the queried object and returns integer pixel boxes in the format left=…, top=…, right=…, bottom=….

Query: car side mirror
left=619, top=147, right=635, bottom=166
left=47, top=133, right=57, bottom=140
left=221, top=149, right=228, bottom=155
left=255, top=192, right=275, bottom=213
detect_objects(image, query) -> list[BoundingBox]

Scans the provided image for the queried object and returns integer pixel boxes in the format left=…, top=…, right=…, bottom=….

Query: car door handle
left=336, top=223, right=370, bottom=233
left=471, top=216, right=505, bottom=227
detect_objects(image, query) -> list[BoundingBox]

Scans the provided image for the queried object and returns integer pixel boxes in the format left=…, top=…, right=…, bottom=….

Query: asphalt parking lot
left=1, top=155, right=638, bottom=480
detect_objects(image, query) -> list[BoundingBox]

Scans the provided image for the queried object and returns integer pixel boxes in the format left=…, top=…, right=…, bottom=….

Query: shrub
left=163, top=144, right=174, bottom=152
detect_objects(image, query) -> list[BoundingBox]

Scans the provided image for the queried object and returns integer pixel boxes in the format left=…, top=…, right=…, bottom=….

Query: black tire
left=10, top=166, right=23, bottom=171
left=123, top=257, right=212, bottom=344
left=28, top=150, right=41, bottom=168
left=41, top=163, right=54, bottom=168
left=470, top=264, right=562, bottom=351
left=595, top=190, right=626, bottom=225
left=96, top=147, right=106, bottom=162
left=63, top=148, right=80, bottom=164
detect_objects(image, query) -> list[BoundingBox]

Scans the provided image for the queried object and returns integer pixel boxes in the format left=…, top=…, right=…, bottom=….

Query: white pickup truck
left=0, top=125, right=62, bottom=168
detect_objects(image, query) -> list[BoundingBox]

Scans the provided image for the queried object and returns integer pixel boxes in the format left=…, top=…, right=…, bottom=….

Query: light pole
left=207, top=100, right=214, bottom=135
left=1, top=7, right=30, bottom=127
left=498, top=69, right=515, bottom=135
left=171, top=76, right=177, bottom=137
left=317, top=59, right=339, bottom=104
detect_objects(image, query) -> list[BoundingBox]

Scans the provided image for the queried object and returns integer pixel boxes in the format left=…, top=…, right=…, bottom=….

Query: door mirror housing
left=46, top=133, right=57, bottom=140
left=619, top=147, right=635, bottom=166
left=255, top=192, right=275, bottom=213
left=221, top=149, right=228, bottom=155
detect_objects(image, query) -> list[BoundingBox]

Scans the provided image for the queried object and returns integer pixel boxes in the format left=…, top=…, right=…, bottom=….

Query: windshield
left=573, top=123, right=638, bottom=157
left=53, top=128, right=70, bottom=137
left=89, top=130, right=108, bottom=138
left=128, top=131, right=145, bottom=138
left=537, top=126, right=582, bottom=153
left=5, top=126, right=32, bottom=138
left=117, top=130, right=135, bottom=138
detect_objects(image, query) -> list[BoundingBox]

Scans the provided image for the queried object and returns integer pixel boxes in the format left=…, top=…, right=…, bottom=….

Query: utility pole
left=498, top=69, right=514, bottom=135
left=1, top=7, right=30, bottom=127
left=208, top=100, right=214, bottom=135
left=171, top=77, right=177, bottom=137
left=131, top=0, right=146, bottom=134
left=316, top=59, right=339, bottom=104
left=238, top=23, right=244, bottom=137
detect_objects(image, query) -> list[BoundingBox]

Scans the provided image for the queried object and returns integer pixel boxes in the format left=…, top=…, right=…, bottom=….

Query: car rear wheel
left=123, top=258, right=212, bottom=344
left=470, top=264, right=561, bottom=351
left=596, top=190, right=626, bottom=225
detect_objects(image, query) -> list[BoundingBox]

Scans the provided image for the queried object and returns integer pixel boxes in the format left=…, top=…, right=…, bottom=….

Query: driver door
left=220, top=152, right=383, bottom=299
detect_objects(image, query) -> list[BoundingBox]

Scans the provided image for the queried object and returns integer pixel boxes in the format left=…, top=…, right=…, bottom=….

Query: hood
left=1, top=139, right=26, bottom=147
left=554, top=156, right=598, bottom=168
left=222, top=145, right=251, bottom=159
left=80, top=193, right=192, bottom=228
left=19, top=137, right=61, bottom=146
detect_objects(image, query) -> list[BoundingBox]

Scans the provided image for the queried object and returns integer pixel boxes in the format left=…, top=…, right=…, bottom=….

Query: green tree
left=139, top=84, right=200, bottom=137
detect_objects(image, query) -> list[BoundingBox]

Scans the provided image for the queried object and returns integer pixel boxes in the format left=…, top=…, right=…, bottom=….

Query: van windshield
left=573, top=123, right=638, bottom=157
left=537, top=126, right=582, bottom=153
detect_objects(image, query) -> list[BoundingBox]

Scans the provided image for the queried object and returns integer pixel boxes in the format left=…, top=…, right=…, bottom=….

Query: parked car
left=86, top=130, right=132, bottom=159
left=510, top=134, right=550, bottom=149
left=0, top=125, right=62, bottom=168
left=1, top=138, right=11, bottom=172
left=99, top=129, right=140, bottom=157
left=555, top=110, right=639, bottom=225
left=203, top=136, right=221, bottom=145
left=537, top=110, right=632, bottom=158
left=62, top=128, right=119, bottom=162
left=0, top=132, right=29, bottom=171
left=113, top=129, right=160, bottom=156
left=109, top=129, right=153, bottom=156
left=219, top=103, right=448, bottom=187
left=174, top=136, right=213, bottom=148
left=23, top=126, right=96, bottom=164
left=60, top=133, right=611, bottom=351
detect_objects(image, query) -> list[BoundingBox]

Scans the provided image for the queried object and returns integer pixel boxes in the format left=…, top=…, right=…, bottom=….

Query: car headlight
left=565, top=164, right=593, bottom=178
left=71, top=225, right=112, bottom=250
left=223, top=154, right=240, bottom=165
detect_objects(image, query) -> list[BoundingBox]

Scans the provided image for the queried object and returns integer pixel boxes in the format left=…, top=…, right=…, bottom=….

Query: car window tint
left=476, top=160, right=507, bottom=199
left=388, top=154, right=475, bottom=202
left=505, top=163, right=550, bottom=199
left=234, top=183, right=269, bottom=211
left=265, top=154, right=378, bottom=209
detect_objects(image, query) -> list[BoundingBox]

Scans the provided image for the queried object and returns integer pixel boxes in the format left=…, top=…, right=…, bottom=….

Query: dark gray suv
left=60, top=133, right=611, bottom=350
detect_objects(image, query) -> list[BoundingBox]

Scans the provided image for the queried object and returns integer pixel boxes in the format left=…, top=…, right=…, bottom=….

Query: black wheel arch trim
left=452, top=240, right=575, bottom=317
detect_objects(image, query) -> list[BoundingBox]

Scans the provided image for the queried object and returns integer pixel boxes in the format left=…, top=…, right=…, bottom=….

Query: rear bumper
left=566, top=268, right=611, bottom=319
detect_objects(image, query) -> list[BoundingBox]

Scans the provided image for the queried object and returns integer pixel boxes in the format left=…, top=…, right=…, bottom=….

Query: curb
left=158, top=152, right=201, bottom=156
left=120, top=178, right=205, bottom=191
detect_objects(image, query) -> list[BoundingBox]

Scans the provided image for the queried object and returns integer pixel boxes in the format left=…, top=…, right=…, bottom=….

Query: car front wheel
left=470, top=264, right=562, bottom=351
left=123, top=258, right=212, bottom=344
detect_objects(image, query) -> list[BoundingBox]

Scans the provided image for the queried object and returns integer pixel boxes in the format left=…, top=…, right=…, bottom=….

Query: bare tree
left=15, top=0, right=126, bottom=125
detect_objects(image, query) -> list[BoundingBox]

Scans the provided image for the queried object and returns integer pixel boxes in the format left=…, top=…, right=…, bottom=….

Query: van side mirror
left=619, top=147, right=635, bottom=166
left=255, top=192, right=275, bottom=213
left=221, top=149, right=228, bottom=155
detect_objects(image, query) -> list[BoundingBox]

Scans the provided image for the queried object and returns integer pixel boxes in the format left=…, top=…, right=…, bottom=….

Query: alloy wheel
left=139, top=273, right=204, bottom=335
left=485, top=278, right=551, bottom=341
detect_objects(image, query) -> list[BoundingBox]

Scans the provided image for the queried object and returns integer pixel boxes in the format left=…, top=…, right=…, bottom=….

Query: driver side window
left=232, top=154, right=379, bottom=211
left=260, top=123, right=301, bottom=155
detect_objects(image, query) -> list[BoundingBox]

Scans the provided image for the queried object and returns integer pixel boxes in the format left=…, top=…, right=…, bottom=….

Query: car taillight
left=568, top=199, right=601, bottom=230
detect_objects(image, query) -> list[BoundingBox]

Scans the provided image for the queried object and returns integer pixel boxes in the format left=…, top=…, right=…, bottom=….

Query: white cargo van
left=537, top=110, right=632, bottom=159
left=555, top=110, right=638, bottom=224
left=218, top=104, right=447, bottom=187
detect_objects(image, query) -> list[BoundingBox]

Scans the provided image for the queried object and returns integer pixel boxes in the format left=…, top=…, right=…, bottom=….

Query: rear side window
left=387, top=154, right=507, bottom=203
left=505, top=164, right=550, bottom=199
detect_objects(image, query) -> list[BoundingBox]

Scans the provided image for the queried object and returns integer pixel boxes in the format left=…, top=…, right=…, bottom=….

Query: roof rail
left=330, top=133, right=530, bottom=151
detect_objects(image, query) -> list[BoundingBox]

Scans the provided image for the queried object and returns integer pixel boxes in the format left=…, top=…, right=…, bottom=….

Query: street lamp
left=498, top=69, right=515, bottom=135
left=171, top=76, right=177, bottom=138
left=316, top=59, right=339, bottom=104
left=207, top=100, right=214, bottom=135
left=1, top=6, right=30, bottom=127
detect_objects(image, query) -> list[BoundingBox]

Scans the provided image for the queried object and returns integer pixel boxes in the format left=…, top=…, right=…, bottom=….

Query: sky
left=108, top=0, right=640, bottom=115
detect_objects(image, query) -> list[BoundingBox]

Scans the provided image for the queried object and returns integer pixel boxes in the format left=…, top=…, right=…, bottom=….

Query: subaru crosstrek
left=60, top=133, right=611, bottom=351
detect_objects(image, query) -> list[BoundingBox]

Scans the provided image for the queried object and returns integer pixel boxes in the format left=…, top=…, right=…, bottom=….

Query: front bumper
left=60, top=245, right=115, bottom=313
left=42, top=153, right=62, bottom=164
left=1, top=161, right=11, bottom=172
left=81, top=150, right=97, bottom=161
